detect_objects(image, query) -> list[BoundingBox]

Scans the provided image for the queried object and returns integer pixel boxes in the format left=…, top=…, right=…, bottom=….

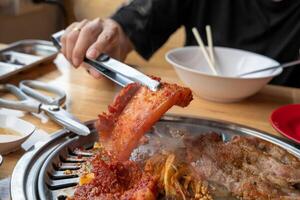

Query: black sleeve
left=111, top=0, right=190, bottom=60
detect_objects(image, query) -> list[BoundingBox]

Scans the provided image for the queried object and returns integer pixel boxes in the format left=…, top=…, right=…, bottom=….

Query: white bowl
left=0, top=115, right=35, bottom=154
left=166, top=46, right=282, bottom=103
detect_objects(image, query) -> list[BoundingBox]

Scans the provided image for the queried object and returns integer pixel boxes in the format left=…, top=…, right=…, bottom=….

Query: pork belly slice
left=185, top=133, right=300, bottom=199
left=96, top=81, right=193, bottom=161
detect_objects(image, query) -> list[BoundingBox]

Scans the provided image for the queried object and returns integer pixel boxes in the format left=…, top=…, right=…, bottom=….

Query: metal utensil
left=0, top=80, right=90, bottom=136
left=0, top=40, right=58, bottom=80
left=238, top=59, right=300, bottom=77
left=51, top=30, right=160, bottom=91
left=0, top=154, right=3, bottom=166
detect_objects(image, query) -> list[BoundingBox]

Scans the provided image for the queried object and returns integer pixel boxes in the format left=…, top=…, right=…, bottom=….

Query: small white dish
left=0, top=115, right=35, bottom=154
left=166, top=46, right=282, bottom=103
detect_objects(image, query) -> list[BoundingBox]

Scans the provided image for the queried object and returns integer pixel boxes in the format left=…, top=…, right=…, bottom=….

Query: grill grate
left=10, top=116, right=300, bottom=200
left=38, top=127, right=97, bottom=200
left=46, top=148, right=94, bottom=191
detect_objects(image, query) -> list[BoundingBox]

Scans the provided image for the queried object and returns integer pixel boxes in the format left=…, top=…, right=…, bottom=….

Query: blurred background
left=0, top=0, right=183, bottom=49
left=0, top=0, right=184, bottom=67
left=0, top=0, right=132, bottom=42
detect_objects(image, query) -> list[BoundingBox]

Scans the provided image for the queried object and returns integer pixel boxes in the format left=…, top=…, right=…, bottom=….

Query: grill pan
left=11, top=115, right=300, bottom=200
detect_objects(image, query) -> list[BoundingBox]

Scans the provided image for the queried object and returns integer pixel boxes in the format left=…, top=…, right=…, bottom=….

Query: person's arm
left=111, top=0, right=190, bottom=59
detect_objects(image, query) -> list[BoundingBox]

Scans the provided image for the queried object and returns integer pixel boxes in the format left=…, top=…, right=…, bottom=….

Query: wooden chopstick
left=192, top=27, right=218, bottom=75
left=205, top=25, right=215, bottom=65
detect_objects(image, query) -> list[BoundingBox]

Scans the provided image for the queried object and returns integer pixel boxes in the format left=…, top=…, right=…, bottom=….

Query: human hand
left=61, top=18, right=133, bottom=78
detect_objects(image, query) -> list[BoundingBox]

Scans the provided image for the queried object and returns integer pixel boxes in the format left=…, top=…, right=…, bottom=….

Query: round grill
left=10, top=115, right=300, bottom=200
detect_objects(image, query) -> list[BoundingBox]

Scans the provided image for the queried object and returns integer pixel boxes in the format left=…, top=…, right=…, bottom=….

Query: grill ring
left=11, top=116, right=300, bottom=200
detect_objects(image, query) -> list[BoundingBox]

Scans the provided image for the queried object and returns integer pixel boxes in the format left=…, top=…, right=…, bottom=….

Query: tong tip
left=148, top=81, right=161, bottom=92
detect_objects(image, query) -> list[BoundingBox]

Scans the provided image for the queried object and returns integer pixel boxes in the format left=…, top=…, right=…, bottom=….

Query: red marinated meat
left=96, top=81, right=192, bottom=161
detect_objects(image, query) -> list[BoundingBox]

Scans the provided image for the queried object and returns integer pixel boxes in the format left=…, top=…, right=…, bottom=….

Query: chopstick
left=205, top=25, right=215, bottom=65
left=192, top=27, right=218, bottom=75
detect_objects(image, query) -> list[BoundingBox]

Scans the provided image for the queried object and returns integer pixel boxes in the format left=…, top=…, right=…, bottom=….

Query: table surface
left=0, top=43, right=300, bottom=181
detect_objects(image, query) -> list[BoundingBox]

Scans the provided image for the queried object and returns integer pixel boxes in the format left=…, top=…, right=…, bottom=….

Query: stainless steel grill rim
left=11, top=115, right=300, bottom=200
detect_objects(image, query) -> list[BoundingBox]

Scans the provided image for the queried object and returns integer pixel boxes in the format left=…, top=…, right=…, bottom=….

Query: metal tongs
left=51, top=30, right=160, bottom=91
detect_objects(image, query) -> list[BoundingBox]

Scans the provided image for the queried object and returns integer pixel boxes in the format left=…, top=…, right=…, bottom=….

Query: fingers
left=88, top=67, right=103, bottom=79
left=61, top=18, right=121, bottom=70
left=72, top=18, right=104, bottom=67
left=65, top=19, right=88, bottom=62
left=86, top=19, right=119, bottom=59
left=83, top=63, right=103, bottom=79
left=61, top=22, right=78, bottom=56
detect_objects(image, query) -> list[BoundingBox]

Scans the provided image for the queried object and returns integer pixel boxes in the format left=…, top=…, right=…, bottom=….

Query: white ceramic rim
left=0, top=115, right=35, bottom=144
left=165, top=46, right=283, bottom=80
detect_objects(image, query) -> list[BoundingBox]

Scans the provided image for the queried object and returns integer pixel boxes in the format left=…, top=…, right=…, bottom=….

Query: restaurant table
left=0, top=42, right=300, bottom=196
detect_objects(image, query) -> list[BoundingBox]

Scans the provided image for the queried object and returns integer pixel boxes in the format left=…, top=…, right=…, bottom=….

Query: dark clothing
left=112, top=0, right=300, bottom=87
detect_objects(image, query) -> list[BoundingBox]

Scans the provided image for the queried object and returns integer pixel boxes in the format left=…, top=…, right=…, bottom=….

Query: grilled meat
left=185, top=133, right=300, bottom=199
left=74, top=75, right=300, bottom=199
left=73, top=153, right=157, bottom=200
left=73, top=132, right=300, bottom=199
left=96, top=80, right=193, bottom=161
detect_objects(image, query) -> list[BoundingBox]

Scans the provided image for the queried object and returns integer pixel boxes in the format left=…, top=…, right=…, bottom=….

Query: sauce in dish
left=0, top=127, right=23, bottom=143
left=0, top=127, right=22, bottom=136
